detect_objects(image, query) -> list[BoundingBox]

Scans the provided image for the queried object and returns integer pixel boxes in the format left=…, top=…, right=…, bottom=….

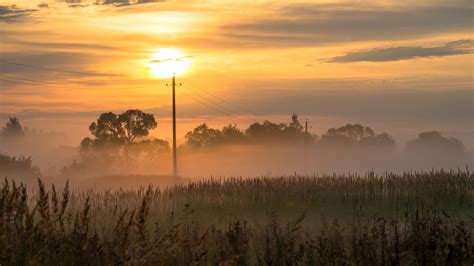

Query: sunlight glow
left=148, top=48, right=192, bottom=78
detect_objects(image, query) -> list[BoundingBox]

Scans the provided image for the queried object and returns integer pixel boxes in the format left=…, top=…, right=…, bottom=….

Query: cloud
left=97, top=0, right=166, bottom=7
left=0, top=5, right=36, bottom=22
left=220, top=4, right=473, bottom=47
left=62, top=0, right=165, bottom=7
left=0, top=51, right=118, bottom=79
left=326, top=39, right=474, bottom=63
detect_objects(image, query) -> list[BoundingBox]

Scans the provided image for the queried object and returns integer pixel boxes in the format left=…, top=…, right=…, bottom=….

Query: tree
left=319, top=124, right=395, bottom=150
left=222, top=124, right=245, bottom=143
left=119, top=109, right=157, bottom=144
left=0, top=153, right=40, bottom=179
left=325, top=124, right=374, bottom=142
left=406, top=131, right=464, bottom=156
left=2, top=117, right=24, bottom=137
left=129, top=139, right=170, bottom=153
left=245, top=120, right=287, bottom=140
left=185, top=123, right=222, bottom=147
left=89, top=112, right=123, bottom=144
left=284, top=113, right=304, bottom=137
left=66, top=109, right=165, bottom=177
left=245, top=114, right=306, bottom=142
left=359, top=132, right=396, bottom=150
left=88, top=109, right=157, bottom=145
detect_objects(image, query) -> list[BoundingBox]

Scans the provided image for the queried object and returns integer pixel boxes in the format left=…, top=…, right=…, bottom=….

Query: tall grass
left=1, top=170, right=473, bottom=264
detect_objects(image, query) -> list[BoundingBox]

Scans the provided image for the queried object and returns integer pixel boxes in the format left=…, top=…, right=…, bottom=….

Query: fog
left=1, top=129, right=472, bottom=190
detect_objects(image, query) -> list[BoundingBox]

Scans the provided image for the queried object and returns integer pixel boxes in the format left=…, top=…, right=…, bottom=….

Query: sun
left=148, top=48, right=192, bottom=78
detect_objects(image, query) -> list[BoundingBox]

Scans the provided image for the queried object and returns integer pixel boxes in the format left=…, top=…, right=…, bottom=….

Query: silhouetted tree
left=319, top=124, right=395, bottom=150
left=221, top=124, right=245, bottom=143
left=2, top=117, right=24, bottom=137
left=245, top=114, right=307, bottom=142
left=66, top=109, right=166, bottom=177
left=183, top=114, right=310, bottom=148
left=88, top=109, right=157, bottom=145
left=326, top=124, right=374, bottom=141
left=406, top=131, right=464, bottom=157
left=0, top=153, right=40, bottom=179
left=284, top=113, right=304, bottom=137
left=245, top=120, right=287, bottom=140
left=129, top=139, right=170, bottom=154
left=359, top=132, right=396, bottom=149
left=185, top=123, right=222, bottom=147
left=119, top=109, right=157, bottom=144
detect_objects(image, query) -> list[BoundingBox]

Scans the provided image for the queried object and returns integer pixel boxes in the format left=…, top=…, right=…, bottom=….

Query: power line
left=179, top=90, right=255, bottom=123
left=179, top=78, right=262, bottom=117
left=0, top=74, right=77, bottom=88
left=196, top=87, right=262, bottom=116
left=0, top=74, right=158, bottom=91
left=179, top=80, right=285, bottom=123
left=0, top=59, right=115, bottom=76
left=181, top=87, right=257, bottom=122
left=180, top=90, right=242, bottom=119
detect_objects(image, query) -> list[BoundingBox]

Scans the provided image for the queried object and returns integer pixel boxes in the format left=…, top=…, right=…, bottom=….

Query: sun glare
left=148, top=48, right=192, bottom=78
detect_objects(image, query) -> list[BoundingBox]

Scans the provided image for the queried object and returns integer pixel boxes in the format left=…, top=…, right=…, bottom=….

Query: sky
left=1, top=0, right=473, bottom=146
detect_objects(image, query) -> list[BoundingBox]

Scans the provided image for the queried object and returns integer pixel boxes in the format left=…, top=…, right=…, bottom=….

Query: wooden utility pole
left=304, top=119, right=308, bottom=173
left=172, top=74, right=178, bottom=177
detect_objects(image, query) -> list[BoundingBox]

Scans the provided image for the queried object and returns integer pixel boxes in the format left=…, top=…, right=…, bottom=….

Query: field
left=1, top=170, right=473, bottom=265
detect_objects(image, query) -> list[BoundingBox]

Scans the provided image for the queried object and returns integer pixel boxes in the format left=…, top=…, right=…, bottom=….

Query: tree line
left=1, top=110, right=466, bottom=155
left=0, top=109, right=467, bottom=178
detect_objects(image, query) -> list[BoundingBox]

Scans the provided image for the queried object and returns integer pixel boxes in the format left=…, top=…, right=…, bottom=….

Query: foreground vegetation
left=1, top=170, right=473, bottom=265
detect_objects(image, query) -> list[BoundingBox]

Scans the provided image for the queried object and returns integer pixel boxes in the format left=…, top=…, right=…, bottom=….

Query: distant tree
left=80, top=137, right=95, bottom=152
left=325, top=124, right=374, bottom=142
left=406, top=131, right=464, bottom=156
left=2, top=117, right=24, bottom=137
left=284, top=113, right=304, bottom=137
left=0, top=153, right=40, bottom=179
left=245, top=120, right=287, bottom=140
left=319, top=124, right=395, bottom=150
left=185, top=114, right=310, bottom=148
left=88, top=109, right=157, bottom=145
left=185, top=123, right=222, bottom=147
left=129, top=139, right=170, bottom=154
left=245, top=114, right=307, bottom=142
left=221, top=124, right=245, bottom=143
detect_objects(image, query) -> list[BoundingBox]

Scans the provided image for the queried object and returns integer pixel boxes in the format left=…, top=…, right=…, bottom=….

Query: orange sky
left=1, top=0, right=473, bottom=145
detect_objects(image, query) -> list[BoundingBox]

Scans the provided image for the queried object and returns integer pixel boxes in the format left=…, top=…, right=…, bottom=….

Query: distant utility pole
left=170, top=74, right=179, bottom=177
left=304, top=119, right=308, bottom=174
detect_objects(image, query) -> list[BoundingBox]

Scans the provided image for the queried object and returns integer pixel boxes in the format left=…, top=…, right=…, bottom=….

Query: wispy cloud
left=64, top=0, right=166, bottom=7
left=0, top=5, right=37, bottom=22
left=325, top=40, right=474, bottom=63
left=220, top=4, right=472, bottom=47
left=100, top=0, right=165, bottom=6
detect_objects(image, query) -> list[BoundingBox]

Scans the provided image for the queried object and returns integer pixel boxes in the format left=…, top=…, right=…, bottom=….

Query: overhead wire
left=179, top=78, right=263, bottom=117
left=0, top=59, right=117, bottom=76
left=180, top=87, right=258, bottom=123
left=0, top=74, right=78, bottom=88
left=179, top=88, right=256, bottom=123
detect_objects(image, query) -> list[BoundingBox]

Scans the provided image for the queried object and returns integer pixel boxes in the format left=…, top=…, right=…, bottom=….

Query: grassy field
left=1, top=170, right=473, bottom=265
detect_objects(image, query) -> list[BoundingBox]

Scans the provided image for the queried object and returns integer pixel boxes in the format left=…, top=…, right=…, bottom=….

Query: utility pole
left=172, top=74, right=178, bottom=177
left=304, top=119, right=308, bottom=174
